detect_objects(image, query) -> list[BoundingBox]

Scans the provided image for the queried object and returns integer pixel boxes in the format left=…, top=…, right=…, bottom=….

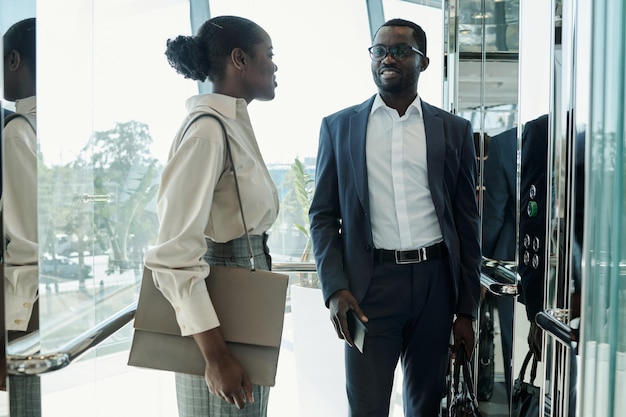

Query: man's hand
left=451, top=315, right=475, bottom=359
left=328, top=289, right=368, bottom=347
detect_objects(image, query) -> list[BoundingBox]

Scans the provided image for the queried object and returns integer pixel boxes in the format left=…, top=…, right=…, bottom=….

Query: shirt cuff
left=5, top=293, right=37, bottom=331
left=172, top=290, right=220, bottom=336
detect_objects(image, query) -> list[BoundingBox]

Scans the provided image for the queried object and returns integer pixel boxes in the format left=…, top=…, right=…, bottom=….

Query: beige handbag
left=128, top=113, right=289, bottom=386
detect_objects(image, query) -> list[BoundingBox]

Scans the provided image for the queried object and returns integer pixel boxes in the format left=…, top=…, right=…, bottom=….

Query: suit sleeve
left=453, top=120, right=482, bottom=318
left=309, top=117, right=349, bottom=306
left=482, top=136, right=508, bottom=259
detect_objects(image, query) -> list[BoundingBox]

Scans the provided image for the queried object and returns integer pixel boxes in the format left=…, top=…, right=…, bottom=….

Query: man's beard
left=373, top=71, right=418, bottom=95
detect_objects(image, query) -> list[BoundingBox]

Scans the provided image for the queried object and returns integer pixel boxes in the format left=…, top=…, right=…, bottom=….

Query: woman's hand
left=203, top=350, right=253, bottom=408
left=193, top=328, right=253, bottom=409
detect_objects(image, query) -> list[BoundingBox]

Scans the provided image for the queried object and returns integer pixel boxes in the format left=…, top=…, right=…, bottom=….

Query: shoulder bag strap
left=179, top=113, right=256, bottom=271
left=4, top=113, right=36, bottom=132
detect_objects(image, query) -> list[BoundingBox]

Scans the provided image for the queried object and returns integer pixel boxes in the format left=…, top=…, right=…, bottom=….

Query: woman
left=144, top=15, right=279, bottom=416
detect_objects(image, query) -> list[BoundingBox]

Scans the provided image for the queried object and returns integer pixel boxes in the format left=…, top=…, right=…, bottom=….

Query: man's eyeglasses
left=368, top=44, right=424, bottom=62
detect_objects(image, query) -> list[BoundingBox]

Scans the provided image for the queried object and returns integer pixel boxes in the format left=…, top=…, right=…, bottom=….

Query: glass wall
left=2, top=1, right=443, bottom=416
left=580, top=0, right=626, bottom=416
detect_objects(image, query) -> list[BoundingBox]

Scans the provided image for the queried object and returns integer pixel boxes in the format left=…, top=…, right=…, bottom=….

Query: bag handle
left=180, top=112, right=257, bottom=271
left=518, top=349, right=539, bottom=384
left=452, top=346, right=479, bottom=402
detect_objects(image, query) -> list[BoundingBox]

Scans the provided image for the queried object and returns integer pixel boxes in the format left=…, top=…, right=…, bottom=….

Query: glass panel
left=542, top=0, right=583, bottom=413
left=580, top=0, right=626, bottom=416
left=1, top=2, right=39, bottom=416
left=450, top=0, right=520, bottom=415
left=515, top=1, right=553, bottom=416
left=38, top=0, right=185, bottom=344
left=36, top=0, right=192, bottom=415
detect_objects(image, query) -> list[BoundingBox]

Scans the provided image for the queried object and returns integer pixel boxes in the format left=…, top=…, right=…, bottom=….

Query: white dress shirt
left=3, top=95, right=38, bottom=331
left=366, top=94, right=442, bottom=250
left=144, top=93, right=279, bottom=336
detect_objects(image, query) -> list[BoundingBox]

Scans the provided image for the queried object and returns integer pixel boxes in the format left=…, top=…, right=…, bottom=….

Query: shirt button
left=14, top=319, right=23, bottom=325
left=23, top=302, right=31, bottom=308
left=181, top=324, right=186, bottom=330
left=175, top=306, right=181, bottom=313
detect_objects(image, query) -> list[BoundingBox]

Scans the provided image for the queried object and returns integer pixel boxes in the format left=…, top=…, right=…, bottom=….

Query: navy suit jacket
left=482, top=127, right=518, bottom=261
left=309, top=96, right=482, bottom=318
left=518, top=114, right=548, bottom=320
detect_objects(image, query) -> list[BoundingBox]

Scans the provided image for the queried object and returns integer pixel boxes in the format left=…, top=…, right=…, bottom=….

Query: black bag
left=476, top=293, right=495, bottom=401
left=512, top=350, right=541, bottom=417
left=449, top=347, right=483, bottom=417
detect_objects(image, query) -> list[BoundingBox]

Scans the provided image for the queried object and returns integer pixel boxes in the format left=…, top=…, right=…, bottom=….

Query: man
left=309, top=18, right=481, bottom=416
left=481, top=126, right=516, bottom=401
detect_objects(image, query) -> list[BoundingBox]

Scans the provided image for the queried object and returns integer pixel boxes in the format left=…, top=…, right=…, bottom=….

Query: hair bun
left=165, top=35, right=209, bottom=81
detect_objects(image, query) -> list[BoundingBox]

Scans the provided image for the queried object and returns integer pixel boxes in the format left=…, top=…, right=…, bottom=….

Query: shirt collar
left=371, top=93, right=422, bottom=118
left=185, top=93, right=247, bottom=121
left=15, top=95, right=36, bottom=115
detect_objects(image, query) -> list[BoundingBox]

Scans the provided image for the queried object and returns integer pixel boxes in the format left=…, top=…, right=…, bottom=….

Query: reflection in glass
left=449, top=1, right=520, bottom=415
left=2, top=16, right=41, bottom=417
left=482, top=125, right=517, bottom=404
left=458, top=0, right=519, bottom=53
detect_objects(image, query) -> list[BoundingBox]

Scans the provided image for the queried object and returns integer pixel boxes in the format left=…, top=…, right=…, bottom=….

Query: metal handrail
left=6, top=258, right=515, bottom=375
left=535, top=308, right=573, bottom=347
left=273, top=262, right=316, bottom=273
left=6, top=263, right=317, bottom=376
left=7, top=302, right=136, bottom=376
left=480, top=257, right=519, bottom=296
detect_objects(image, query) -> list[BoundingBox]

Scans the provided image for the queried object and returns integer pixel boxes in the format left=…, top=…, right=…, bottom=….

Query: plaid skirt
left=175, top=234, right=271, bottom=417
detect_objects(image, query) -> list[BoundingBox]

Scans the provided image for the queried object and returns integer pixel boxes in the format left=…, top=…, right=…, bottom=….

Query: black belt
left=373, top=242, right=447, bottom=264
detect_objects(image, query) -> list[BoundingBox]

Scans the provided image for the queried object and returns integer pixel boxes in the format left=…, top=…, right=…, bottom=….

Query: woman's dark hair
left=3, top=17, right=36, bottom=74
left=377, top=18, right=427, bottom=58
left=165, top=15, right=265, bottom=82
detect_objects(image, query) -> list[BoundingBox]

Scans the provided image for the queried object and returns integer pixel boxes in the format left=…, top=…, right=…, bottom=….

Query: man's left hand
left=450, top=315, right=475, bottom=359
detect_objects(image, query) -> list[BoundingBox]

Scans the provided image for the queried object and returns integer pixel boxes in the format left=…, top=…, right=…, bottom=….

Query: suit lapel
left=422, top=101, right=446, bottom=222
left=349, top=97, right=375, bottom=210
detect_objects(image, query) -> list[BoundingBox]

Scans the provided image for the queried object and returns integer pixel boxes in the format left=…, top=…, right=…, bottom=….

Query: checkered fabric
left=175, top=234, right=272, bottom=417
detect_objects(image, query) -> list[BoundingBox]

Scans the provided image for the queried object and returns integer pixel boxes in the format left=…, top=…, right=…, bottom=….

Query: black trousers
left=345, top=257, right=453, bottom=417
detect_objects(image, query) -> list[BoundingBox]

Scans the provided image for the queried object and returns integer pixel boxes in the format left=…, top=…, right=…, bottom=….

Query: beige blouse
left=144, top=93, right=279, bottom=336
left=3, top=95, right=38, bottom=331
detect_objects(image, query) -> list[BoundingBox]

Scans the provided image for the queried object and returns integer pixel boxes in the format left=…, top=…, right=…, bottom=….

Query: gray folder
left=129, top=265, right=289, bottom=386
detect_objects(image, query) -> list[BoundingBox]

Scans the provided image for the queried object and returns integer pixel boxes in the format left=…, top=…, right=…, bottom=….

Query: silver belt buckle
left=394, top=247, right=427, bottom=264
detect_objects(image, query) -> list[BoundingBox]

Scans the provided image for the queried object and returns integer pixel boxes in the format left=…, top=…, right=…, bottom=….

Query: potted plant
left=289, top=158, right=348, bottom=417
left=291, top=158, right=319, bottom=287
